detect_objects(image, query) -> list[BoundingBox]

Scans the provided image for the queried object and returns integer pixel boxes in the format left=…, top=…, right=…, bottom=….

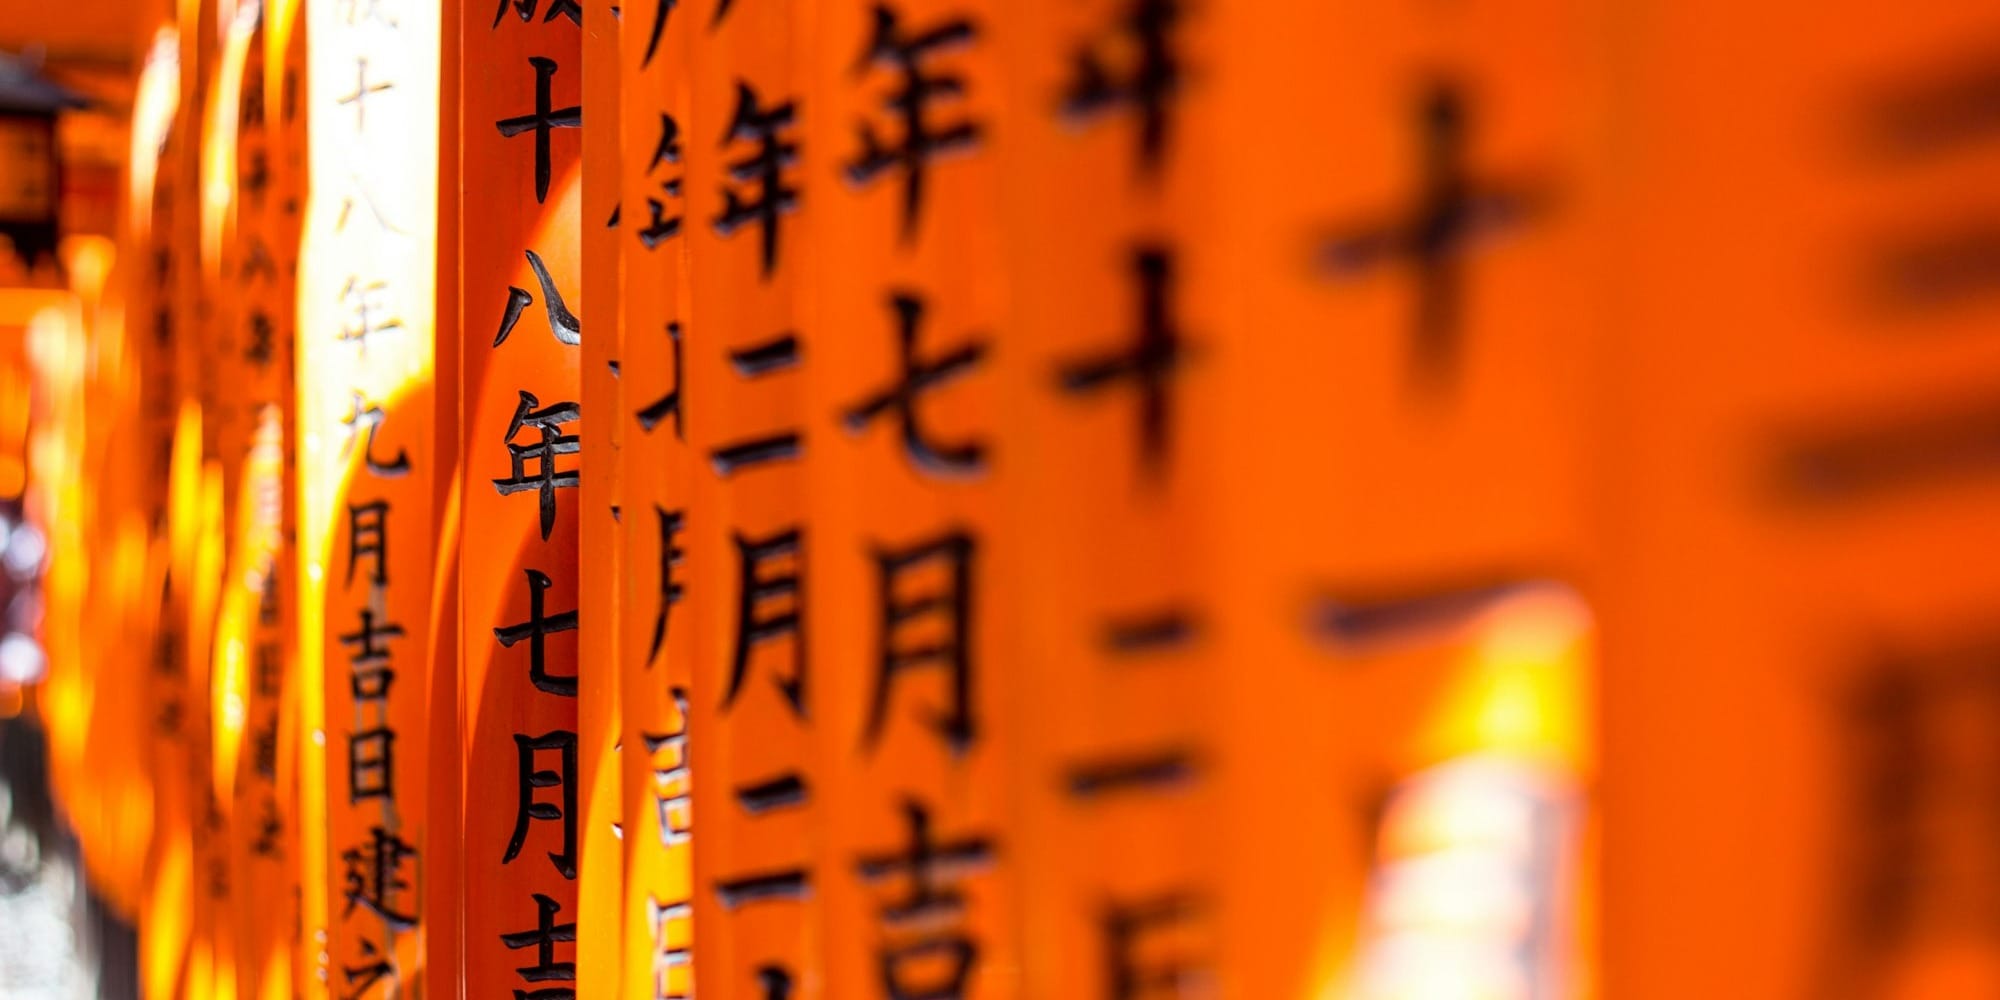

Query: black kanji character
left=242, top=72, right=267, bottom=128
left=523, top=255, right=578, bottom=344
left=250, top=798, right=282, bottom=858
left=242, top=237, right=278, bottom=282
left=1059, top=0, right=1184, bottom=175
left=348, top=727, right=395, bottom=804
left=500, top=892, right=578, bottom=996
left=723, top=527, right=804, bottom=716
left=647, top=506, right=686, bottom=667
left=1315, top=82, right=1551, bottom=382
left=713, top=81, right=799, bottom=277
left=492, top=390, right=581, bottom=540
left=256, top=640, right=283, bottom=697
left=252, top=719, right=279, bottom=780
left=1054, top=247, right=1187, bottom=478
left=709, top=333, right=801, bottom=474
left=341, top=825, right=419, bottom=931
left=245, top=310, right=275, bottom=366
left=714, top=868, right=809, bottom=909
left=493, top=0, right=582, bottom=27
left=634, top=322, right=685, bottom=438
left=241, top=148, right=271, bottom=205
left=341, top=938, right=396, bottom=1000
left=496, top=57, right=583, bottom=204
left=752, top=967, right=794, bottom=1000
left=734, top=770, right=806, bottom=815
left=856, top=800, right=991, bottom=1000
left=1064, top=746, right=1196, bottom=800
left=504, top=730, right=579, bottom=879
left=638, top=113, right=685, bottom=249
left=845, top=4, right=980, bottom=237
left=1102, top=894, right=1205, bottom=1000
left=347, top=499, right=389, bottom=588
left=641, top=0, right=676, bottom=68
left=494, top=568, right=579, bottom=697
left=338, top=605, right=404, bottom=668
left=258, top=564, right=280, bottom=626
left=843, top=292, right=985, bottom=475
left=338, top=606, right=404, bottom=703
left=493, top=249, right=583, bottom=347
left=864, top=530, right=974, bottom=753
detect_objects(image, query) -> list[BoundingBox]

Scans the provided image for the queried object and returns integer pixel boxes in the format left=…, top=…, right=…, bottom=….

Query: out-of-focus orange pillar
left=126, top=23, right=188, bottom=998
left=422, top=0, right=466, bottom=990
left=992, top=0, right=1227, bottom=996
left=210, top=6, right=300, bottom=997
left=1210, top=2, right=1608, bottom=998
left=613, top=0, right=693, bottom=991
left=31, top=233, right=155, bottom=924
left=139, top=0, right=226, bottom=989
left=671, top=0, right=824, bottom=994
left=18, top=282, right=105, bottom=903
left=800, top=0, right=1020, bottom=997
left=261, top=2, right=313, bottom=993
left=1602, top=2, right=2000, bottom=998
left=257, top=4, right=327, bottom=994
left=577, top=0, right=626, bottom=996
left=193, top=4, right=245, bottom=987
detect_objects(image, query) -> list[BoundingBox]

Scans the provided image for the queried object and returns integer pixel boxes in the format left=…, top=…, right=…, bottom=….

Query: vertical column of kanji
left=1210, top=1, right=1606, bottom=997
left=268, top=3, right=326, bottom=992
left=198, top=8, right=258, bottom=981
left=459, top=0, right=587, bottom=994
left=616, top=0, right=695, bottom=993
left=989, top=0, right=1226, bottom=998
left=200, top=0, right=253, bottom=530
left=203, top=5, right=274, bottom=992
left=197, top=1, right=254, bottom=976
left=685, top=0, right=817, bottom=995
left=577, top=0, right=627, bottom=994
left=264, top=4, right=312, bottom=992
left=299, top=0, right=443, bottom=990
left=167, top=2, right=223, bottom=993
left=133, top=27, right=193, bottom=999
left=802, top=2, right=1015, bottom=1000
left=1601, top=2, right=2000, bottom=996
left=225, top=9, right=301, bottom=998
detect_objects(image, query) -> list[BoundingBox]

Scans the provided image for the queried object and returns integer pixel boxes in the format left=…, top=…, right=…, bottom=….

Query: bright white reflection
left=0, top=633, right=47, bottom=684
left=1350, top=757, right=1578, bottom=1000
left=5, top=522, right=46, bottom=577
